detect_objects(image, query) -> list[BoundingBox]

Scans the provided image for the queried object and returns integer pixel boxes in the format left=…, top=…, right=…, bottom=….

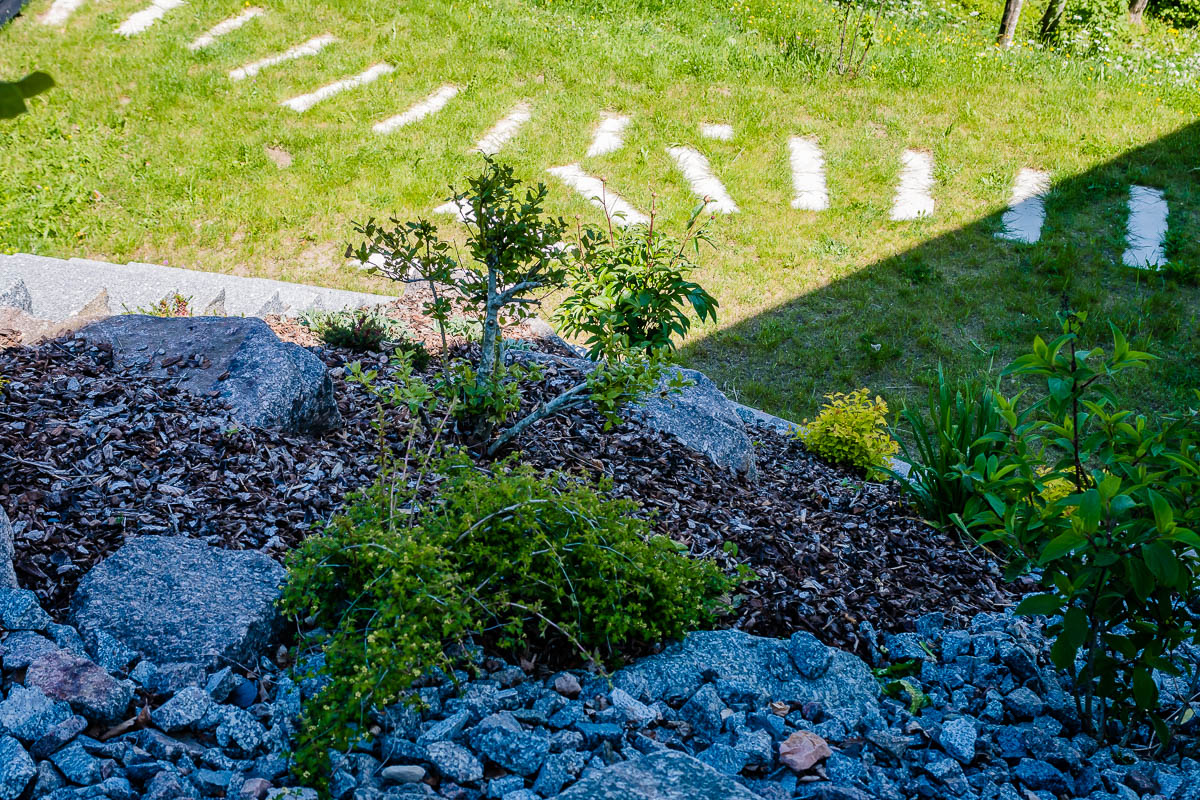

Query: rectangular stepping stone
left=116, top=0, right=184, bottom=37
left=188, top=7, right=264, bottom=51
left=1122, top=185, right=1169, bottom=269
left=996, top=167, right=1050, bottom=244
left=701, top=123, right=733, bottom=141
left=547, top=165, right=648, bottom=227
left=788, top=136, right=829, bottom=212
left=433, top=198, right=473, bottom=223
left=890, top=149, right=935, bottom=221
left=229, top=34, right=336, bottom=81
left=586, top=113, right=631, bottom=158
left=667, top=146, right=738, bottom=214
left=281, top=62, right=394, bottom=112
left=374, top=84, right=461, bottom=134
left=39, top=0, right=84, bottom=26
left=474, top=101, right=532, bottom=155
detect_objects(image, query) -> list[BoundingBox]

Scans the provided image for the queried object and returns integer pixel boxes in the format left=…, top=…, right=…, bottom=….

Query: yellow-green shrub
left=797, top=389, right=898, bottom=479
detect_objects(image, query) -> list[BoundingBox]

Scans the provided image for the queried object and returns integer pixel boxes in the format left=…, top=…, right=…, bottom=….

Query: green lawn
left=2, top=0, right=1198, bottom=420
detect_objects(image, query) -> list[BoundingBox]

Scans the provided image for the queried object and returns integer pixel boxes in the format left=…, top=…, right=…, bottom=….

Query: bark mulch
left=0, top=308, right=1020, bottom=656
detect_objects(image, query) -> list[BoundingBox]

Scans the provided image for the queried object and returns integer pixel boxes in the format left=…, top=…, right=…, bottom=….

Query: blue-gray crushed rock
left=4, top=573, right=1200, bottom=800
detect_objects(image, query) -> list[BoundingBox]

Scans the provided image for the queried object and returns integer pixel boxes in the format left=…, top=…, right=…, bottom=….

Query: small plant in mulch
left=300, top=307, right=428, bottom=366
left=796, top=388, right=899, bottom=480
left=128, top=292, right=193, bottom=317
left=552, top=198, right=719, bottom=359
left=347, top=157, right=693, bottom=456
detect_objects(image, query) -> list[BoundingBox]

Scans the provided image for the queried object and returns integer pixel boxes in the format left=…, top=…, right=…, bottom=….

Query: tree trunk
left=996, top=0, right=1026, bottom=47
left=1128, top=0, right=1149, bottom=25
left=1038, top=0, right=1068, bottom=42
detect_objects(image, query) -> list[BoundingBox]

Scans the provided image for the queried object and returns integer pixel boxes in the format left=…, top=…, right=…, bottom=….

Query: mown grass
left=1, top=0, right=1198, bottom=419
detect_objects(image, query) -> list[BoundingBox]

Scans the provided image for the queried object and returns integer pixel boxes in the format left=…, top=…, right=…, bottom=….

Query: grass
left=2, top=0, right=1199, bottom=421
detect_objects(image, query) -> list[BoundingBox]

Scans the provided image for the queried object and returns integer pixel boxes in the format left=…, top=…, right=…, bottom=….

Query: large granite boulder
left=70, top=537, right=286, bottom=671
left=552, top=751, right=764, bottom=799
left=612, top=629, right=879, bottom=718
left=77, top=315, right=340, bottom=434
left=519, top=354, right=755, bottom=479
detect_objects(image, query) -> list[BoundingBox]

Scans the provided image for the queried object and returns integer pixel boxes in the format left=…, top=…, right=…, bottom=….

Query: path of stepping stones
left=22, top=0, right=1176, bottom=273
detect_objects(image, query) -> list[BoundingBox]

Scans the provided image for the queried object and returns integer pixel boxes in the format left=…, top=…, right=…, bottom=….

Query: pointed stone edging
left=0, top=253, right=395, bottom=321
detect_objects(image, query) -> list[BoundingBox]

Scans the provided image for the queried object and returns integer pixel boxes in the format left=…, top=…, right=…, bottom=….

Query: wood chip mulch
left=0, top=308, right=1019, bottom=657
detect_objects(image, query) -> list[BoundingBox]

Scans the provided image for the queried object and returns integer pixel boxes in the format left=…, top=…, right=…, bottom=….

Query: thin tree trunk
left=1128, top=0, right=1149, bottom=25
left=1038, top=0, right=1067, bottom=42
left=997, top=0, right=1026, bottom=47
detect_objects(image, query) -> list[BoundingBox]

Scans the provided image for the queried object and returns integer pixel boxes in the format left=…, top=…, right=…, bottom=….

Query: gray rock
left=146, top=768, right=202, bottom=799
left=1, top=631, right=60, bottom=670
left=77, top=315, right=341, bottom=433
left=152, top=686, right=214, bottom=733
left=614, top=630, right=879, bottom=716
left=938, top=717, right=977, bottom=764
left=0, top=685, right=72, bottom=742
left=70, top=536, right=286, bottom=671
left=381, top=765, right=425, bottom=784
left=520, top=355, right=754, bottom=478
left=30, top=715, right=88, bottom=758
left=215, top=706, right=266, bottom=756
left=610, top=688, right=659, bottom=726
left=696, top=743, right=748, bottom=776
left=206, top=667, right=240, bottom=704
left=50, top=739, right=102, bottom=785
left=0, top=587, right=51, bottom=630
left=0, top=508, right=17, bottom=590
left=418, top=709, right=472, bottom=744
left=1005, top=687, right=1044, bottom=720
left=551, top=750, right=764, bottom=799
left=680, top=685, right=725, bottom=741
left=32, top=759, right=67, bottom=797
left=732, top=727, right=774, bottom=769
left=633, top=367, right=757, bottom=479
left=532, top=751, right=587, bottom=796
left=469, top=712, right=550, bottom=776
left=0, top=736, right=35, bottom=800
left=26, top=649, right=134, bottom=724
left=90, top=630, right=139, bottom=674
left=0, top=279, right=32, bottom=314
left=788, top=632, right=833, bottom=680
left=426, top=740, right=484, bottom=784
left=1014, top=758, right=1073, bottom=795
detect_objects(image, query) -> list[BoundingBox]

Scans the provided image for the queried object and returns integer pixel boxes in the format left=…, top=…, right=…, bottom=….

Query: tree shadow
left=679, top=120, right=1200, bottom=421
left=0, top=71, right=55, bottom=119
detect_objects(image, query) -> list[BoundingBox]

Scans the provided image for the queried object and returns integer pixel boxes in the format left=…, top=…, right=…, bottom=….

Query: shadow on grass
left=679, top=120, right=1200, bottom=422
left=0, top=71, right=55, bottom=119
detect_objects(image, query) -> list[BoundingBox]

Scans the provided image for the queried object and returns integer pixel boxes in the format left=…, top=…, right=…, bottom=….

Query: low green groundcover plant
left=279, top=449, right=736, bottom=791
left=299, top=308, right=426, bottom=361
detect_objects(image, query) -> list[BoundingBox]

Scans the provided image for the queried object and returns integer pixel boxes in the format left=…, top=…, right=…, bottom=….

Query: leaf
left=1148, top=489, right=1174, bottom=533
left=779, top=730, right=832, bottom=772
left=1133, top=668, right=1159, bottom=710
left=1040, top=531, right=1086, bottom=563
left=1015, top=593, right=1062, bottom=616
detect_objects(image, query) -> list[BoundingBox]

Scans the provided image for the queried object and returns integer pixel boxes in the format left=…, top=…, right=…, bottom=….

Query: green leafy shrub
left=797, top=388, right=898, bottom=479
left=1150, top=0, right=1200, bottom=27
left=553, top=203, right=718, bottom=359
left=888, top=369, right=1009, bottom=529
left=958, top=311, right=1200, bottom=741
left=300, top=308, right=425, bottom=364
left=280, top=449, right=735, bottom=791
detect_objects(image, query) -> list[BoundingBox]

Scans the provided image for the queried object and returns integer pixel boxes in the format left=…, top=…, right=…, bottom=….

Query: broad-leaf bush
left=553, top=203, right=718, bottom=359
left=280, top=452, right=735, bottom=791
left=958, top=311, right=1200, bottom=741
left=797, top=388, right=898, bottom=479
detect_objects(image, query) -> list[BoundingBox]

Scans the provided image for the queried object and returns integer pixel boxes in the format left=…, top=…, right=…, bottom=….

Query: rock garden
left=2, top=160, right=1200, bottom=800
